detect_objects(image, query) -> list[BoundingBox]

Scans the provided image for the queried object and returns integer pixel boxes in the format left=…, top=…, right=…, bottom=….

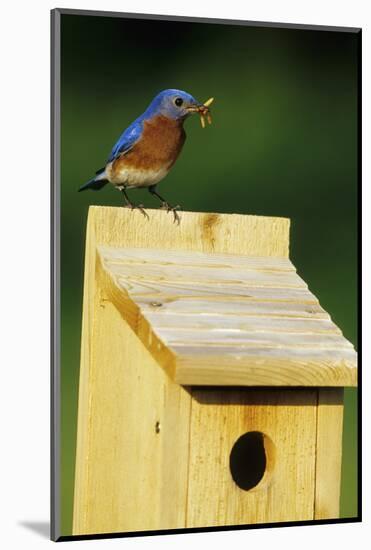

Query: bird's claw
left=124, top=203, right=149, bottom=219
left=160, top=202, right=181, bottom=224
left=171, top=207, right=181, bottom=225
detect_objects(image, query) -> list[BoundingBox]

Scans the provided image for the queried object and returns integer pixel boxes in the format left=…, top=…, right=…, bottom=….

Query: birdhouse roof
left=94, top=209, right=357, bottom=387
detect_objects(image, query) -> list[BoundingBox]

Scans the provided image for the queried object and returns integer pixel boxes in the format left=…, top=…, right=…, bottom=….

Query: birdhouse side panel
left=73, top=264, right=192, bottom=535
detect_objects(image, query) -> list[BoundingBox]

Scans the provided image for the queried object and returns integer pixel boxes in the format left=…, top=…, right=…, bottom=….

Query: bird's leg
left=148, top=185, right=181, bottom=224
left=121, top=188, right=149, bottom=219
left=148, top=185, right=178, bottom=209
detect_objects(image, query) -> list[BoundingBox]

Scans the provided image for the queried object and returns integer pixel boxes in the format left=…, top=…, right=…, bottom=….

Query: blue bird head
left=144, top=89, right=203, bottom=121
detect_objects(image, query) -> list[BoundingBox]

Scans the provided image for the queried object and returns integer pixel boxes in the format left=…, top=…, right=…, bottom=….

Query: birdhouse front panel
left=186, top=388, right=318, bottom=526
left=185, top=386, right=344, bottom=525
left=73, top=208, right=356, bottom=536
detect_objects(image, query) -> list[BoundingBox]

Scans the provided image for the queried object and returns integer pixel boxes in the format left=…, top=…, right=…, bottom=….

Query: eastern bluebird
left=79, top=89, right=213, bottom=223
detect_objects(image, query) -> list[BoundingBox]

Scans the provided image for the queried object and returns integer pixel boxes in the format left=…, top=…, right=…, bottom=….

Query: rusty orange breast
left=117, top=115, right=186, bottom=173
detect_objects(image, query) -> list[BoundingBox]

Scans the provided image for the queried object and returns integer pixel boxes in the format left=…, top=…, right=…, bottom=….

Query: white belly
left=107, top=162, right=170, bottom=189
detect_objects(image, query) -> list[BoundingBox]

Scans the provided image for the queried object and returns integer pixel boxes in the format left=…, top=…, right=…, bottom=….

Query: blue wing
left=107, top=118, right=143, bottom=163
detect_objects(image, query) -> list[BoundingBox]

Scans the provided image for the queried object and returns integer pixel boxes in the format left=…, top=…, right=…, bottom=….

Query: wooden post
left=73, top=207, right=356, bottom=535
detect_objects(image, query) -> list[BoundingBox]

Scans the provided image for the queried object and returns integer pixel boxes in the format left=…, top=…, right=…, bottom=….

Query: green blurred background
left=60, top=13, right=358, bottom=535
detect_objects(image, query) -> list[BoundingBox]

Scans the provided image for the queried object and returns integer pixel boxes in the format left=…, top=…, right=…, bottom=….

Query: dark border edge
left=51, top=7, right=61, bottom=543
left=54, top=7, right=361, bottom=33
left=356, top=26, right=362, bottom=523
left=55, top=517, right=361, bottom=542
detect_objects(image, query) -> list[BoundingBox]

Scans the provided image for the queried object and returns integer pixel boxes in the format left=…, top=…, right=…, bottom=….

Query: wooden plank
left=136, top=296, right=329, bottom=317
left=172, top=345, right=357, bottom=360
left=105, top=261, right=307, bottom=288
left=314, top=389, right=344, bottom=519
left=89, top=206, right=291, bottom=257
left=116, top=279, right=319, bottom=303
left=72, top=203, right=98, bottom=529
left=174, top=349, right=357, bottom=386
left=99, top=246, right=295, bottom=270
left=157, top=328, right=353, bottom=348
left=73, top=261, right=191, bottom=535
left=186, top=389, right=318, bottom=527
left=144, top=313, right=342, bottom=334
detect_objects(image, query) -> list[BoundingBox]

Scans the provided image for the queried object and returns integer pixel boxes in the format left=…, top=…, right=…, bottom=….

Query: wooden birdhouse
left=73, top=207, right=357, bottom=536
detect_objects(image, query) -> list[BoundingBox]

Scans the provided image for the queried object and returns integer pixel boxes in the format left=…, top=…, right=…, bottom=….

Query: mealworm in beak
left=199, top=97, right=214, bottom=128
left=203, top=97, right=214, bottom=107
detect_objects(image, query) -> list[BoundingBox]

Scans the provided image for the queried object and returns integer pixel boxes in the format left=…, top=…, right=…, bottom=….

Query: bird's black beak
left=187, top=97, right=214, bottom=115
left=186, top=103, right=204, bottom=114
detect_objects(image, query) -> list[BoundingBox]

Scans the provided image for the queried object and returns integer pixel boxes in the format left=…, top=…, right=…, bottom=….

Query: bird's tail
left=78, top=168, right=108, bottom=192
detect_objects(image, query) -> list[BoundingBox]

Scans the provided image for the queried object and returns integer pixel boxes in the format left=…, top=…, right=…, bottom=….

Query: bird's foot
left=124, top=202, right=149, bottom=220
left=160, top=202, right=181, bottom=225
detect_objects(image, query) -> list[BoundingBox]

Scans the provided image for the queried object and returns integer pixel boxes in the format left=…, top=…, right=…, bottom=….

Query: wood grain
left=86, top=206, right=291, bottom=257
left=115, top=279, right=318, bottom=302
left=144, top=313, right=342, bottom=333
left=97, top=240, right=357, bottom=387
left=107, top=262, right=306, bottom=287
left=314, top=389, right=344, bottom=519
left=73, top=262, right=191, bottom=535
left=186, top=389, right=317, bottom=526
left=100, top=246, right=295, bottom=269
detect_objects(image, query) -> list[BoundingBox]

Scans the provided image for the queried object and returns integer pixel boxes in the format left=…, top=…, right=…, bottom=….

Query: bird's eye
left=174, top=97, right=183, bottom=107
